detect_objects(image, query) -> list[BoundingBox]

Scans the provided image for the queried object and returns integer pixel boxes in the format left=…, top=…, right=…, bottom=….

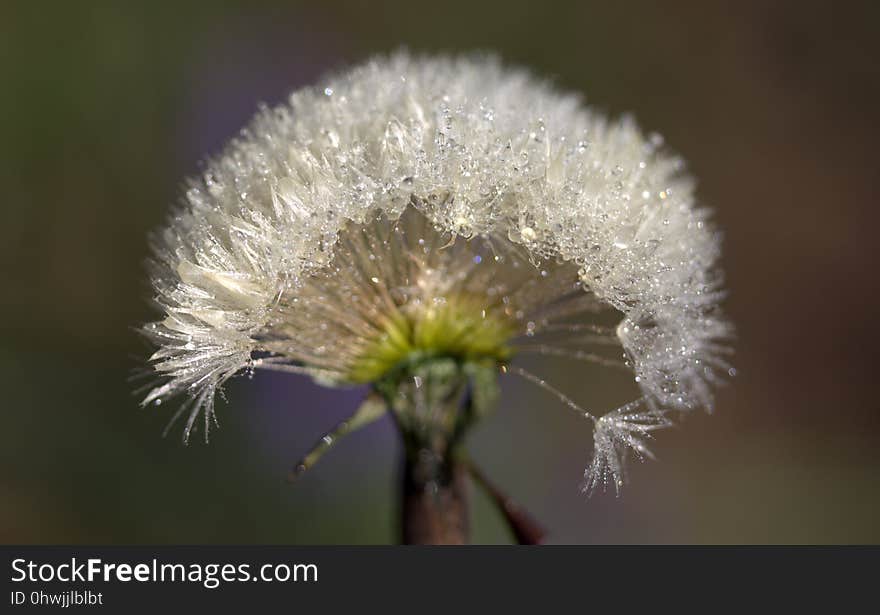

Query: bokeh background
left=3, top=1, right=878, bottom=544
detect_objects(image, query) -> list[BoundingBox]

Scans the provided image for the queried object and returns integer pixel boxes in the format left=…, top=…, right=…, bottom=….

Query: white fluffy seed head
left=141, top=52, right=731, bottom=487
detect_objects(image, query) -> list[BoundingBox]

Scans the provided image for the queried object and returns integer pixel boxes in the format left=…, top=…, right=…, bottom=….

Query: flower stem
left=376, top=356, right=497, bottom=544
left=401, top=450, right=469, bottom=545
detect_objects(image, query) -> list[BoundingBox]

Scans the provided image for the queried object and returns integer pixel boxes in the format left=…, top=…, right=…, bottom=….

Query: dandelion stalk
left=139, top=52, right=732, bottom=543
left=400, top=446, right=470, bottom=545
left=376, top=357, right=491, bottom=544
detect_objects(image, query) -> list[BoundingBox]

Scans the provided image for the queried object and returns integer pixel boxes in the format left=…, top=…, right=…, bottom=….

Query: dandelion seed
left=582, top=399, right=673, bottom=495
left=139, top=52, right=732, bottom=515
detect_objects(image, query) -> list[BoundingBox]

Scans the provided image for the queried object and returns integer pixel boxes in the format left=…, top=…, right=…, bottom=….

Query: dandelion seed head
left=141, top=52, right=731, bottom=489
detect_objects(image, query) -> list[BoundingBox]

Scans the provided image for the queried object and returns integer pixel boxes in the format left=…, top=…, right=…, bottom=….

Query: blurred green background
left=2, top=0, right=879, bottom=544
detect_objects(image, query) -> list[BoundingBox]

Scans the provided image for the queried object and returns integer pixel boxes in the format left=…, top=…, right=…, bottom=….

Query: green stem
left=376, top=356, right=500, bottom=545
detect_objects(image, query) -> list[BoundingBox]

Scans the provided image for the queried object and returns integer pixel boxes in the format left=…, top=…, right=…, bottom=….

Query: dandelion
left=140, top=52, right=731, bottom=543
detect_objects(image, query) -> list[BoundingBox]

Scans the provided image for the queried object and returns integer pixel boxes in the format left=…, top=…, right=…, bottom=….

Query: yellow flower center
left=346, top=293, right=515, bottom=383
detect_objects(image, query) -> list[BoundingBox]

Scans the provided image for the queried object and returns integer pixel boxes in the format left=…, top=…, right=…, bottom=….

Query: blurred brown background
left=2, top=0, right=878, bottom=543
